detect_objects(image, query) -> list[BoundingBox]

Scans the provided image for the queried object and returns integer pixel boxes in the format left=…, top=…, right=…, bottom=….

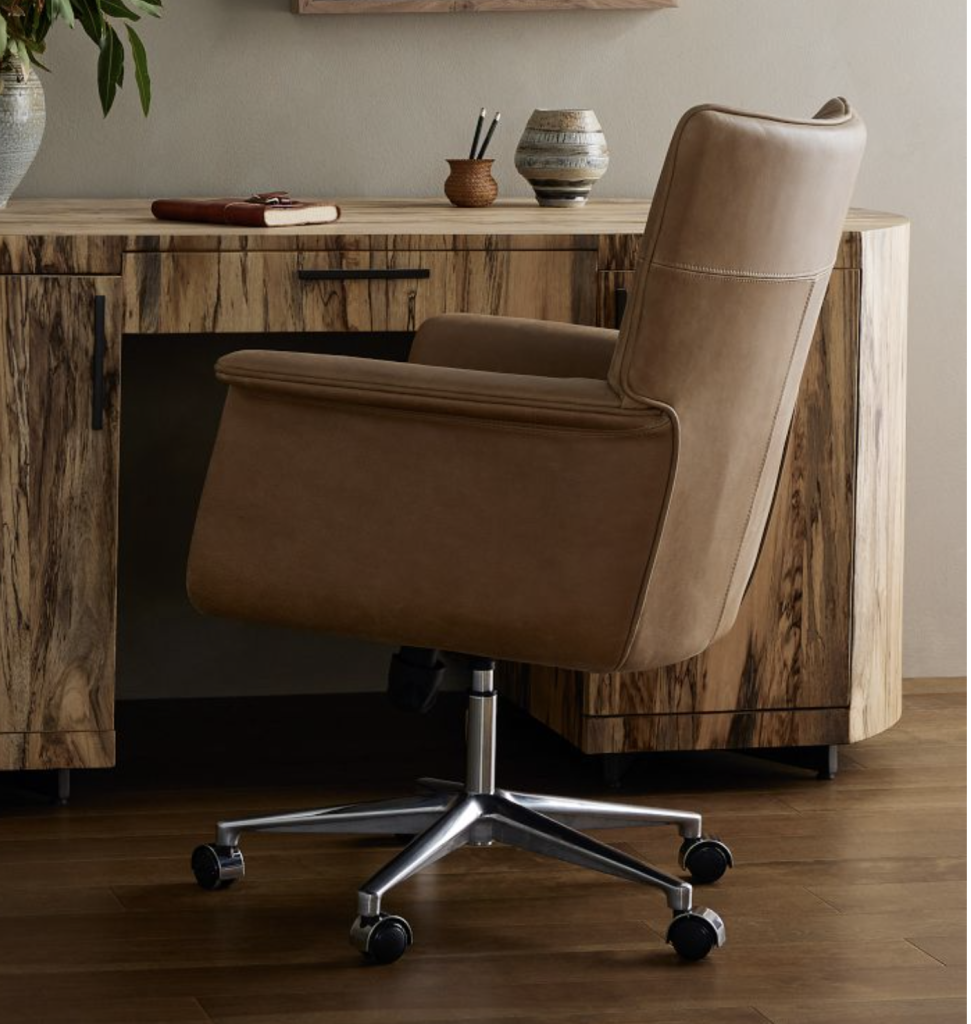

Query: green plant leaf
left=125, top=23, right=149, bottom=115
left=0, top=18, right=8, bottom=57
left=101, top=0, right=140, bottom=20
left=97, top=22, right=123, bottom=116
left=74, top=0, right=106, bottom=45
left=128, top=0, right=162, bottom=15
left=50, top=0, right=75, bottom=27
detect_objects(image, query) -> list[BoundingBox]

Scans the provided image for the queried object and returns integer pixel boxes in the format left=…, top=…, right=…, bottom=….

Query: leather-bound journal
left=151, top=191, right=341, bottom=227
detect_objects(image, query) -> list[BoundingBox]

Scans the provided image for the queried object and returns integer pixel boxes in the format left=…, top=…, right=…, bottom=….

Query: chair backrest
left=614, top=99, right=866, bottom=671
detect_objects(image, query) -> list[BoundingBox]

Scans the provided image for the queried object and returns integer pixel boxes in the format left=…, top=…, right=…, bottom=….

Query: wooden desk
left=0, top=199, right=908, bottom=772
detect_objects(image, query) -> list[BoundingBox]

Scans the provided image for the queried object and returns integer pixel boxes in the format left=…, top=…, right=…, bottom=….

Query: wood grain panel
left=447, top=250, right=598, bottom=324
left=848, top=225, right=909, bottom=741
left=583, top=708, right=849, bottom=754
left=498, top=662, right=849, bottom=752
left=125, top=251, right=448, bottom=334
left=25, top=728, right=115, bottom=769
left=0, top=234, right=125, bottom=275
left=0, top=276, right=120, bottom=759
left=0, top=281, right=32, bottom=734
left=0, top=729, right=116, bottom=770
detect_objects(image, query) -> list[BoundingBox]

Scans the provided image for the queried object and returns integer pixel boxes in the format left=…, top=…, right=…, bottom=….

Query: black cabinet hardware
left=615, top=286, right=629, bottom=328
left=92, top=295, right=106, bottom=431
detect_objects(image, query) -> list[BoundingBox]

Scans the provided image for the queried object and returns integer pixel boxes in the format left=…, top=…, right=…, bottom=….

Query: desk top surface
left=0, top=197, right=908, bottom=238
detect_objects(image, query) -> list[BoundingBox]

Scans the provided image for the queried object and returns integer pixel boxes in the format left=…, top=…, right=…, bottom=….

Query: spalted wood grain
left=0, top=277, right=120, bottom=765
left=499, top=664, right=852, bottom=751
left=448, top=250, right=599, bottom=325
left=124, top=251, right=448, bottom=334
left=295, top=0, right=677, bottom=11
left=26, top=728, right=115, bottom=769
left=0, top=234, right=125, bottom=275
left=0, top=281, right=32, bottom=735
left=585, top=707, right=848, bottom=753
left=848, top=225, right=909, bottom=741
left=0, top=730, right=115, bottom=770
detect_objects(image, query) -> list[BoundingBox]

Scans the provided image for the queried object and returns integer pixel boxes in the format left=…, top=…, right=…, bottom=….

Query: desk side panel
left=849, top=224, right=909, bottom=741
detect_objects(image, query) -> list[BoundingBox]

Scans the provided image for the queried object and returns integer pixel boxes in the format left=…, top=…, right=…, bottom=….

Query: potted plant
left=0, top=0, right=162, bottom=207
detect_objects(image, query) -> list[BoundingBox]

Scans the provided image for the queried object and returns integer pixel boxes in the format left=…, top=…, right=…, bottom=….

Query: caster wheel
left=191, top=844, right=244, bottom=891
left=350, top=913, right=413, bottom=965
left=666, top=908, right=726, bottom=961
left=680, top=836, right=733, bottom=884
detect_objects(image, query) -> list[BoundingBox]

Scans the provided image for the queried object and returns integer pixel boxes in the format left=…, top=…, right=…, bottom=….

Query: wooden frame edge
left=294, top=0, right=677, bottom=14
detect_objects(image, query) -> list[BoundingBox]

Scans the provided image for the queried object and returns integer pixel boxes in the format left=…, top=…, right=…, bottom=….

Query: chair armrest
left=410, top=314, right=618, bottom=380
left=190, top=350, right=674, bottom=672
left=215, top=350, right=650, bottom=431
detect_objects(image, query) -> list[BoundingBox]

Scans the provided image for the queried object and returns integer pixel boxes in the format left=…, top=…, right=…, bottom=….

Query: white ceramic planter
left=0, top=62, right=45, bottom=208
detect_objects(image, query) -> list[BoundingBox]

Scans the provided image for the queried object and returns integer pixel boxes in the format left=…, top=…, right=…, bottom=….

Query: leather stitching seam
left=612, top=110, right=695, bottom=670
left=653, top=260, right=833, bottom=281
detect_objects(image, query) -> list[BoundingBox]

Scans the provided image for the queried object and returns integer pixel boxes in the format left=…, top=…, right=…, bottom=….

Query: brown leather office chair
left=187, top=100, right=865, bottom=965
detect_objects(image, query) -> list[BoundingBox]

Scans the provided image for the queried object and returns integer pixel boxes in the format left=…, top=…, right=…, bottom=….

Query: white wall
left=19, top=0, right=966, bottom=681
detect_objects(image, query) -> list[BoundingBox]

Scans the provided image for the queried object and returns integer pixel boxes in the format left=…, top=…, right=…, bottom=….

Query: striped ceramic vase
left=514, top=109, right=609, bottom=208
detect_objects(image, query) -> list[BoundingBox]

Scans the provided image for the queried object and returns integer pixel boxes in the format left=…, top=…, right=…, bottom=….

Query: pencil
left=469, top=108, right=487, bottom=160
left=477, top=111, right=501, bottom=160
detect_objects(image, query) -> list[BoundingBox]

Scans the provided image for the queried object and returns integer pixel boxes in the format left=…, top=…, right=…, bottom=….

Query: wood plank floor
left=0, top=681, right=965, bottom=1024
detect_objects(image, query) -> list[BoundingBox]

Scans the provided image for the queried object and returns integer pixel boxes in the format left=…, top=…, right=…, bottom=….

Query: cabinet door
left=0, top=276, right=120, bottom=766
left=447, top=250, right=599, bottom=325
left=125, top=251, right=447, bottom=334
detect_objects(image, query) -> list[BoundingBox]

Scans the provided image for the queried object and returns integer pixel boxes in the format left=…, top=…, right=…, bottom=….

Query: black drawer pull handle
left=615, top=286, right=629, bottom=328
left=298, top=268, right=430, bottom=282
left=92, top=294, right=106, bottom=431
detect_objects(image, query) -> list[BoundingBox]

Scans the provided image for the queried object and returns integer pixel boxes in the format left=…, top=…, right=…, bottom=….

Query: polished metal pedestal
left=194, top=662, right=729, bottom=963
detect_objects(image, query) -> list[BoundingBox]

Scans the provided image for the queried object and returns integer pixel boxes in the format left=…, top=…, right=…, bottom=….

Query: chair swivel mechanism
left=186, top=100, right=865, bottom=965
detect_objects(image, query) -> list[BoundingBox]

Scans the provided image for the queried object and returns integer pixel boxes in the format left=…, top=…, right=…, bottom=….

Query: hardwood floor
left=0, top=680, right=964, bottom=1024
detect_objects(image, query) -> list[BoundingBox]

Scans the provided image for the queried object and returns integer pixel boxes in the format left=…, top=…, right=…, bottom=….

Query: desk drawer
left=447, top=250, right=599, bottom=325
left=125, top=251, right=447, bottom=334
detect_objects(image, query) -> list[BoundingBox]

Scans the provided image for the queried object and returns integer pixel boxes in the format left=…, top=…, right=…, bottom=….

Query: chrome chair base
left=192, top=662, right=731, bottom=964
